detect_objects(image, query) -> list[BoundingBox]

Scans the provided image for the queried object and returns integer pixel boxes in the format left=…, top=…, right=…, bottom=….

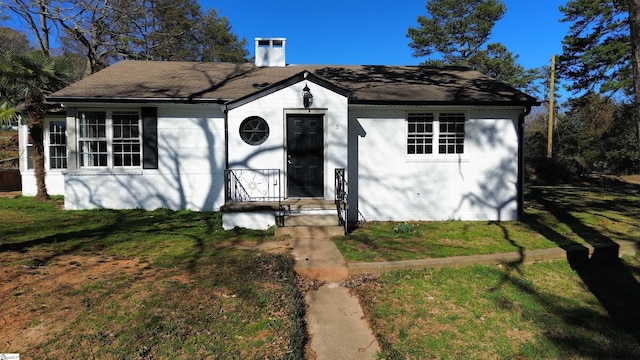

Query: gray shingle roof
left=48, top=60, right=539, bottom=106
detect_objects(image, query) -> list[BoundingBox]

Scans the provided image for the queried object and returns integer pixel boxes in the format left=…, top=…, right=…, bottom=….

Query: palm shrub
left=0, top=51, right=73, bottom=199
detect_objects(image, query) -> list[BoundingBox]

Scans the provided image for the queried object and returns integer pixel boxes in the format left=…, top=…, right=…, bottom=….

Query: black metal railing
left=225, top=169, right=281, bottom=203
left=335, top=168, right=348, bottom=233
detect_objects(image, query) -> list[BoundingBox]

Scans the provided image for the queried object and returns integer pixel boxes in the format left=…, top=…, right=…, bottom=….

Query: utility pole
left=547, top=55, right=556, bottom=159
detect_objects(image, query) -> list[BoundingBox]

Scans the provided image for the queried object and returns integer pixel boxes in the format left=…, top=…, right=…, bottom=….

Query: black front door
left=287, top=114, right=324, bottom=197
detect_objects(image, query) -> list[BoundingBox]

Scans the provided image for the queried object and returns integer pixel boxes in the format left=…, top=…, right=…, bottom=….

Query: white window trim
left=77, top=109, right=142, bottom=169
left=48, top=119, right=68, bottom=170
left=24, top=117, right=68, bottom=172
left=405, top=110, right=470, bottom=163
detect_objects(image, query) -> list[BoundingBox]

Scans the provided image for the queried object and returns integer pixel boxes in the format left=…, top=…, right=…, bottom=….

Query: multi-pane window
left=26, top=129, right=33, bottom=170
left=49, top=121, right=67, bottom=169
left=112, top=111, right=141, bottom=166
left=407, top=112, right=466, bottom=155
left=78, top=110, right=141, bottom=168
left=78, top=111, right=108, bottom=167
left=26, top=120, right=67, bottom=170
left=407, top=113, right=434, bottom=155
left=240, top=116, right=269, bottom=145
left=438, top=113, right=465, bottom=154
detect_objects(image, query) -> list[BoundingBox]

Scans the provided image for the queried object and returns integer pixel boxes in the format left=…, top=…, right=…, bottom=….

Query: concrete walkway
left=287, top=228, right=382, bottom=360
left=287, top=228, right=637, bottom=360
left=305, top=284, right=381, bottom=359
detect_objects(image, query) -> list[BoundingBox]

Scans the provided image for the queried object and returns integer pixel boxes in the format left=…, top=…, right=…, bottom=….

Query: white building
left=22, top=38, right=539, bottom=230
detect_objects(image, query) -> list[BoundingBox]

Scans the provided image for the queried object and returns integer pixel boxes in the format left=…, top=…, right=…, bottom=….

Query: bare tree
left=2, top=0, right=53, bottom=55
left=3, top=0, right=249, bottom=77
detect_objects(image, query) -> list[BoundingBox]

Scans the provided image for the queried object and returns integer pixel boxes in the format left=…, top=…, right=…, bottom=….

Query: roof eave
left=348, top=99, right=541, bottom=107
left=46, top=96, right=229, bottom=104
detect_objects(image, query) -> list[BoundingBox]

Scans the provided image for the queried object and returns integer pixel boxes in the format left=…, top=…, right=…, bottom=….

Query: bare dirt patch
left=0, top=240, right=295, bottom=357
left=223, top=239, right=291, bottom=254
left=0, top=252, right=157, bottom=353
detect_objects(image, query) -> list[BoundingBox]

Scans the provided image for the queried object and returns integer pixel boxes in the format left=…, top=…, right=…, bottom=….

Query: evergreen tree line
left=531, top=0, right=640, bottom=180
left=525, top=97, right=639, bottom=182
left=407, top=0, right=640, bottom=180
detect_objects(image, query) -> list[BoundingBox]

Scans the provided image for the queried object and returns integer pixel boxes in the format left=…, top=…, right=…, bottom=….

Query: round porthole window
left=239, top=116, right=269, bottom=145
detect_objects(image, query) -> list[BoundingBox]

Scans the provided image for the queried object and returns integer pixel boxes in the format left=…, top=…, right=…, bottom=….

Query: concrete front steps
left=275, top=199, right=345, bottom=238
left=276, top=213, right=344, bottom=238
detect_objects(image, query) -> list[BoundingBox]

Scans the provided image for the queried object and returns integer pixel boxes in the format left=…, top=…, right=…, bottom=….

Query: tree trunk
left=26, top=100, right=49, bottom=200
left=628, top=0, right=640, bottom=158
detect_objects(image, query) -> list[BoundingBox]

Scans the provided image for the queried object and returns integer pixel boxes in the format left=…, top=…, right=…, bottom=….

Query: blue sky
left=3, top=0, right=570, bottom=71
left=206, top=0, right=571, bottom=70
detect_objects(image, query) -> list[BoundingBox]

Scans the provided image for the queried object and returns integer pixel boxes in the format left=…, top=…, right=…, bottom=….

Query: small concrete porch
left=276, top=198, right=344, bottom=237
left=221, top=198, right=346, bottom=235
left=222, top=168, right=348, bottom=232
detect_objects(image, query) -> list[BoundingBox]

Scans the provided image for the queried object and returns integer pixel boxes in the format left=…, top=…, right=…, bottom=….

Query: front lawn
left=3, top=182, right=640, bottom=359
left=336, top=184, right=640, bottom=262
left=346, top=182, right=640, bottom=358
left=353, top=256, right=640, bottom=359
left=0, top=197, right=305, bottom=359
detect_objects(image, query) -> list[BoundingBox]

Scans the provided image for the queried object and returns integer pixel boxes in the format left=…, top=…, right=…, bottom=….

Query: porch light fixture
left=302, top=85, right=313, bottom=109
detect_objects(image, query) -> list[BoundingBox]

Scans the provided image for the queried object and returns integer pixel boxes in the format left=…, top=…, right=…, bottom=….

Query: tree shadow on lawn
left=520, top=187, right=640, bottom=348
left=488, top=260, right=640, bottom=358
left=0, top=208, right=299, bottom=316
left=0, top=209, right=249, bottom=283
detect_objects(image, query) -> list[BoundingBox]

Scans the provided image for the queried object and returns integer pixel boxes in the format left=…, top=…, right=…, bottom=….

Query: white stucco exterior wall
left=21, top=171, right=65, bottom=196
left=62, top=104, right=227, bottom=211
left=227, top=79, right=349, bottom=201
left=38, top=85, right=525, bottom=226
left=349, top=106, right=522, bottom=222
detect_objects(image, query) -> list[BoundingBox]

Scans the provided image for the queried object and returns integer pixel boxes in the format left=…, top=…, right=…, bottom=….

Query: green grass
left=354, top=256, right=640, bottom=359
left=0, top=196, right=306, bottom=359
left=0, top=196, right=275, bottom=266
left=336, top=185, right=640, bottom=262
left=336, top=220, right=556, bottom=261
left=4, top=183, right=640, bottom=358
left=37, top=254, right=303, bottom=359
left=346, top=183, right=640, bottom=358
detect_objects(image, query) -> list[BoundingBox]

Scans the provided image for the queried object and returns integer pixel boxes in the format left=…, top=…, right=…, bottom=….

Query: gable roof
left=48, top=60, right=539, bottom=106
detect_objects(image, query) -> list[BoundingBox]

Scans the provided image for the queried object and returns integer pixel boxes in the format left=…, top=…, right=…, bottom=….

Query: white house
left=22, top=38, right=539, bottom=230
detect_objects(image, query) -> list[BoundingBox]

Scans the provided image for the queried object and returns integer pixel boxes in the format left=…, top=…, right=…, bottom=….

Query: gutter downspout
left=221, top=104, right=230, bottom=203
left=517, top=106, right=532, bottom=219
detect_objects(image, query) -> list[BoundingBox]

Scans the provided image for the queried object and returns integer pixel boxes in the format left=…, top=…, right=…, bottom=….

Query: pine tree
left=560, top=0, right=640, bottom=167
left=407, top=0, right=506, bottom=65
left=407, top=0, right=539, bottom=91
left=559, top=0, right=631, bottom=95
